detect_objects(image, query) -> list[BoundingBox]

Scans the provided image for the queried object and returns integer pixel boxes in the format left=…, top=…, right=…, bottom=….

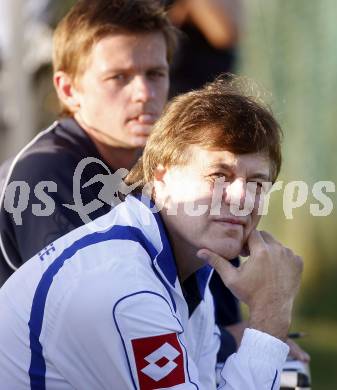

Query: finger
left=240, top=242, right=250, bottom=257
left=259, top=230, right=277, bottom=245
left=286, top=339, right=311, bottom=363
left=246, top=230, right=266, bottom=254
left=289, top=347, right=310, bottom=363
left=197, top=249, right=239, bottom=286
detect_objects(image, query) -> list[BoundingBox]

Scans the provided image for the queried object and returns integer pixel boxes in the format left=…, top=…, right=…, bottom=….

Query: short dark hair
left=126, top=75, right=283, bottom=188
left=53, top=0, right=177, bottom=115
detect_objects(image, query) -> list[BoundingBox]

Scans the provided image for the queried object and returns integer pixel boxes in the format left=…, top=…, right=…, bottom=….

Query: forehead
left=186, top=146, right=271, bottom=178
left=86, top=31, right=168, bottom=73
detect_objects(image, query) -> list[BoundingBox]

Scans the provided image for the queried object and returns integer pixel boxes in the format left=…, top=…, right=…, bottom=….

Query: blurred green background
left=240, top=1, right=337, bottom=389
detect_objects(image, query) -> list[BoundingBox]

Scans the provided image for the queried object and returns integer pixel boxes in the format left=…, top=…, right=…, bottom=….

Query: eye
left=107, top=73, right=127, bottom=83
left=147, top=69, right=167, bottom=80
left=248, top=181, right=268, bottom=194
left=208, top=173, right=227, bottom=182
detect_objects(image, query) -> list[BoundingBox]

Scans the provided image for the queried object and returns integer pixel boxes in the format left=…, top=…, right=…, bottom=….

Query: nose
left=131, top=76, right=154, bottom=103
left=224, top=178, right=246, bottom=209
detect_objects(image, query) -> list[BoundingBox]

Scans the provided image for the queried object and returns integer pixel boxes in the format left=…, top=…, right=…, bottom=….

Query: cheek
left=154, top=80, right=169, bottom=105
left=181, top=215, right=209, bottom=246
left=96, top=81, right=123, bottom=103
left=168, top=177, right=211, bottom=204
left=82, top=86, right=108, bottom=107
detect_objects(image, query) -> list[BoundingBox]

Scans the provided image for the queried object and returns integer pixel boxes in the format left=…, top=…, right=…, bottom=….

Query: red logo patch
left=132, top=333, right=185, bottom=389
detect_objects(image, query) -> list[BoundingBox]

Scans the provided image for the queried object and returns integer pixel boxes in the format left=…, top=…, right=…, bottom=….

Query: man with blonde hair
left=0, top=0, right=175, bottom=280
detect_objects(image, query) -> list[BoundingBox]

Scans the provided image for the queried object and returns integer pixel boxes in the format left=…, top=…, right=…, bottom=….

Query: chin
left=214, top=239, right=242, bottom=260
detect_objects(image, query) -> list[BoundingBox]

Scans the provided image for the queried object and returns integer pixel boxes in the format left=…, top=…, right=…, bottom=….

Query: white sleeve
left=218, top=328, right=289, bottom=390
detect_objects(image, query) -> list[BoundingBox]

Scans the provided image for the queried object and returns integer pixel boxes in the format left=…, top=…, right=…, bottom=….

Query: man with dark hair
left=0, top=77, right=303, bottom=388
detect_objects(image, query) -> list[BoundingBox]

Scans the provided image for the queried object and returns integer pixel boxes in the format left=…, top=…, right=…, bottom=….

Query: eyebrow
left=209, top=162, right=270, bottom=181
left=249, top=174, right=271, bottom=181
left=209, top=162, right=231, bottom=171
left=102, top=64, right=168, bottom=75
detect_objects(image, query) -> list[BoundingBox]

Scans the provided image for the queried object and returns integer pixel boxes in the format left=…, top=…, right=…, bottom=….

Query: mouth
left=127, top=113, right=158, bottom=126
left=126, top=113, right=158, bottom=138
left=213, top=217, right=246, bottom=227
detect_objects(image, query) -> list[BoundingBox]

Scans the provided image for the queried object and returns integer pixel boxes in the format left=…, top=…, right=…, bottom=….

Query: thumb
left=197, top=249, right=239, bottom=286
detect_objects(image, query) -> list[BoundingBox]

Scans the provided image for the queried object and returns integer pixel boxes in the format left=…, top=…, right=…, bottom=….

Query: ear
left=153, top=164, right=167, bottom=183
left=153, top=164, right=168, bottom=204
left=53, top=71, right=81, bottom=113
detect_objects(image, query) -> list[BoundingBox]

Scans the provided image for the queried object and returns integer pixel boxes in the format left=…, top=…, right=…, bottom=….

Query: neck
left=174, top=242, right=205, bottom=282
left=89, top=137, right=142, bottom=171
left=160, top=210, right=206, bottom=282
left=74, top=115, right=142, bottom=170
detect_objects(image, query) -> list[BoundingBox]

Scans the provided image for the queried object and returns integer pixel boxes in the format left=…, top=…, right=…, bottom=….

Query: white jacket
left=0, top=195, right=288, bottom=389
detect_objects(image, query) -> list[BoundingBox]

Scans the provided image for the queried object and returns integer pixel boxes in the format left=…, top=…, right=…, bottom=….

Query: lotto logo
left=132, top=333, right=185, bottom=389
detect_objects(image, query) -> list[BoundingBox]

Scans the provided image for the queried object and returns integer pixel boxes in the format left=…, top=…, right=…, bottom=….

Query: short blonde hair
left=53, top=0, right=177, bottom=115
